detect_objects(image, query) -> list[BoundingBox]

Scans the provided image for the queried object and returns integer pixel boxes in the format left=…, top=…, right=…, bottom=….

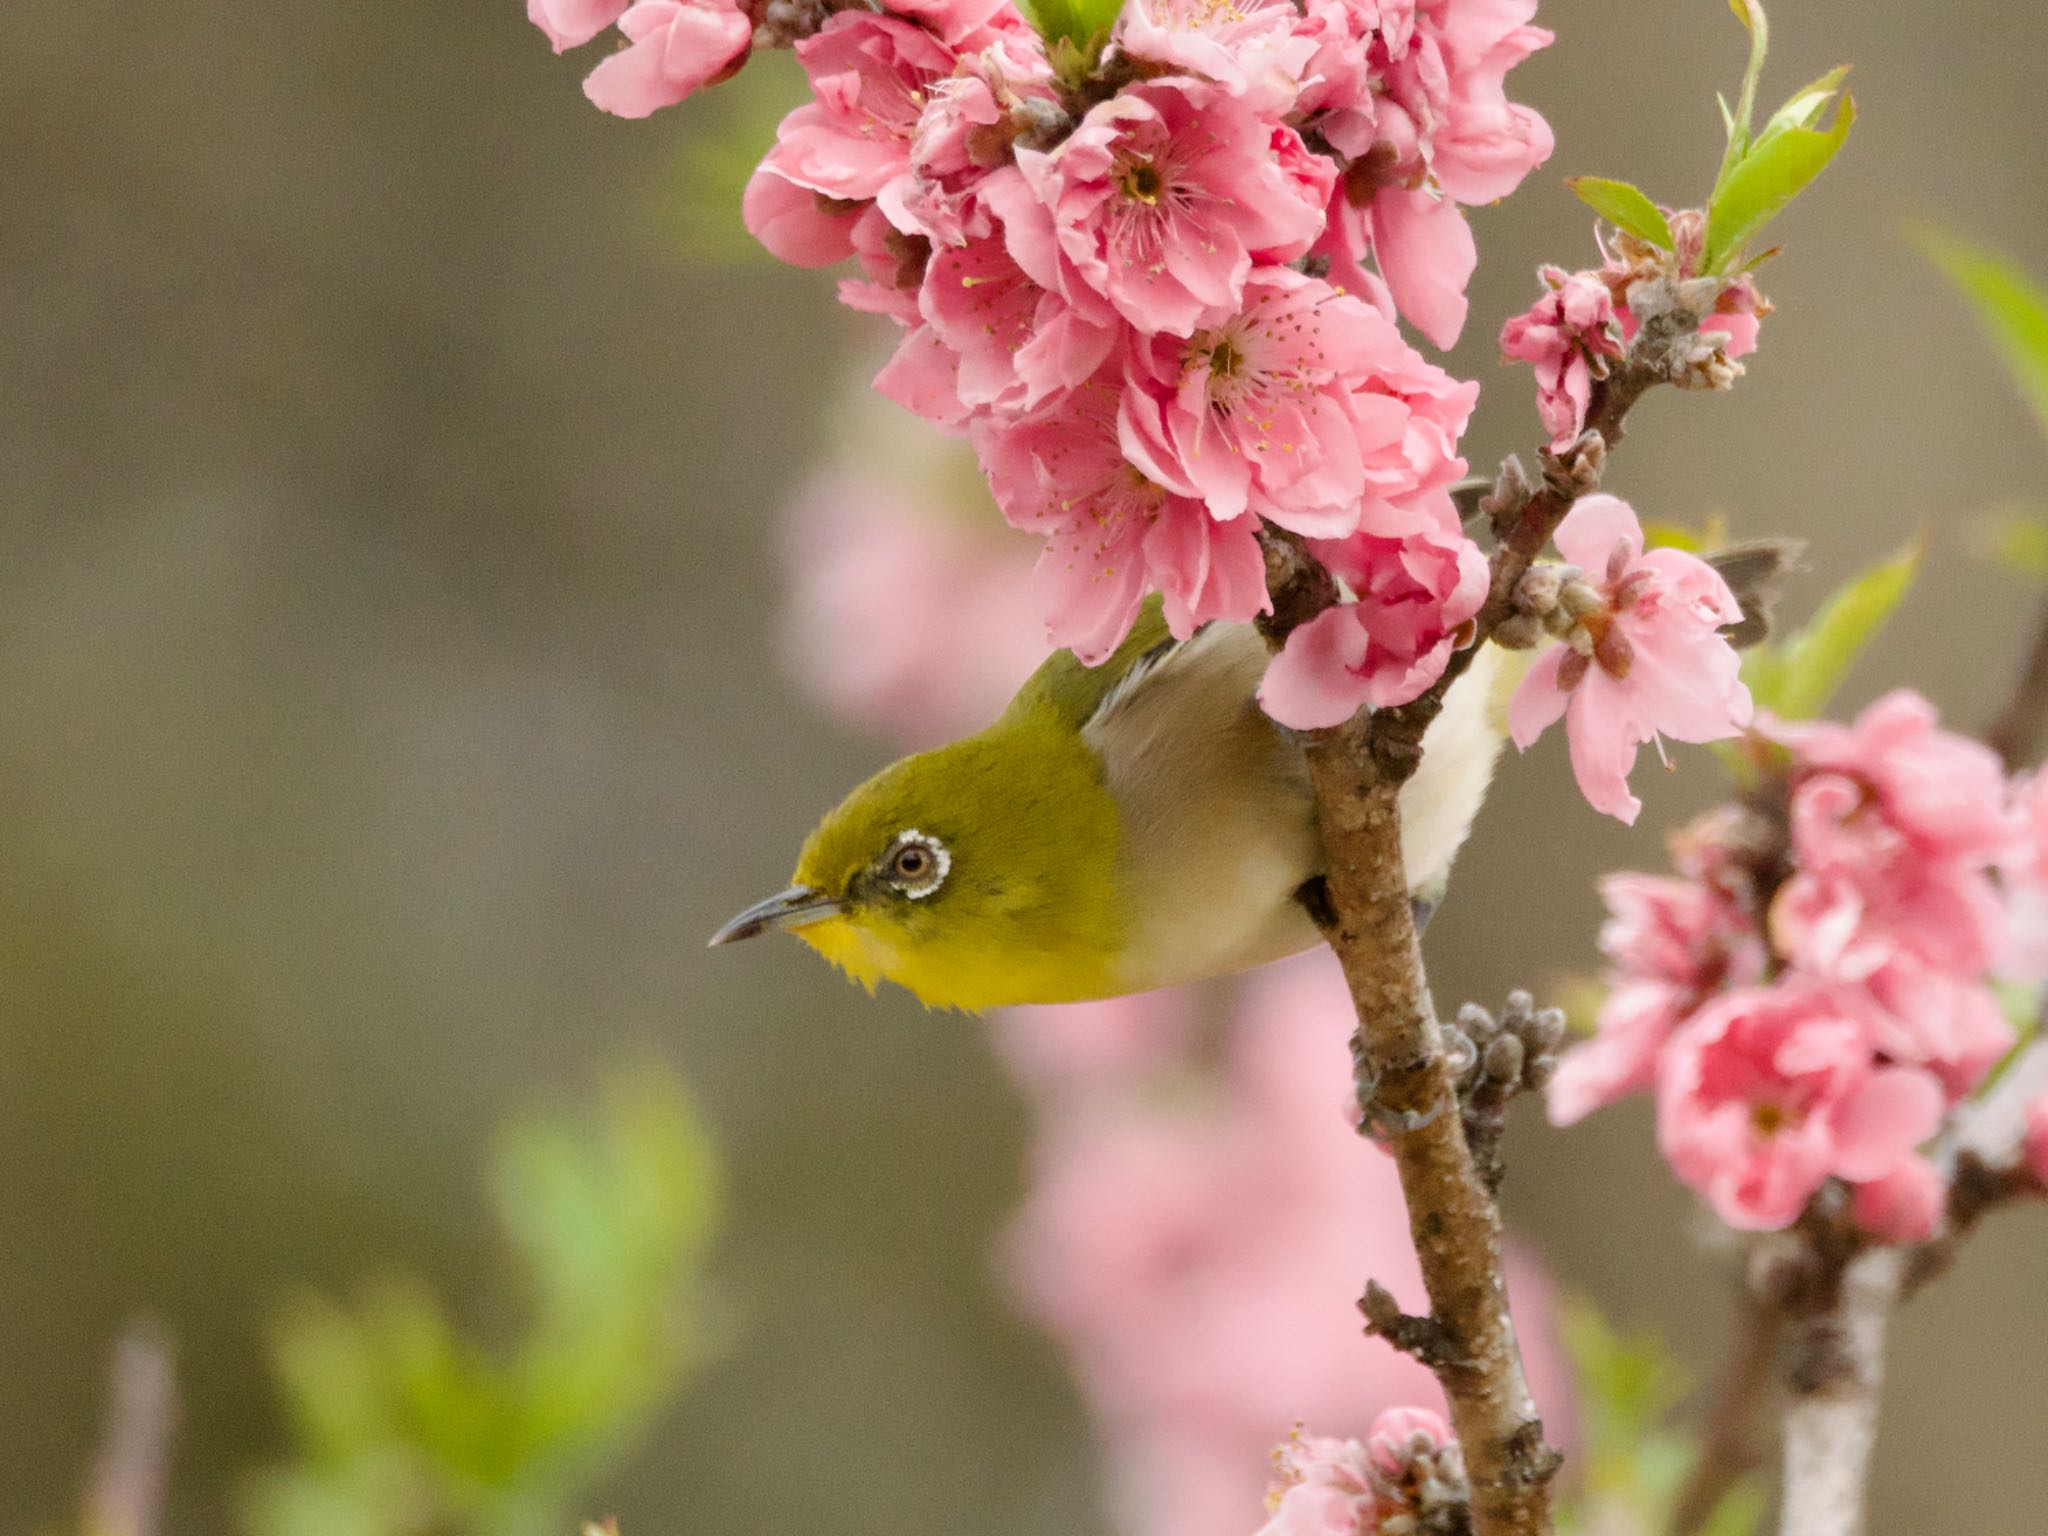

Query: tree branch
left=1985, top=595, right=2048, bottom=771
left=1778, top=1246, right=1901, bottom=1536
left=1251, top=310, right=1705, bottom=1536
left=1668, top=1254, right=1789, bottom=1536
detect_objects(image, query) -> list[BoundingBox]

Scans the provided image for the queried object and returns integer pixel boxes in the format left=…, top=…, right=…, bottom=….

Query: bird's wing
left=1002, top=596, right=1177, bottom=735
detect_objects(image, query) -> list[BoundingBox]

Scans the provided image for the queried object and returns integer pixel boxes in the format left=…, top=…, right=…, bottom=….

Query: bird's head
left=709, top=726, right=1126, bottom=1010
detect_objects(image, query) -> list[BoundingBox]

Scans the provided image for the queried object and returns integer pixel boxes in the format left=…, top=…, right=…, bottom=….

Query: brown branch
left=1778, top=1245, right=1901, bottom=1536
left=1668, top=1258, right=1789, bottom=1536
left=1984, top=593, right=2048, bottom=770
left=1248, top=309, right=1707, bottom=1536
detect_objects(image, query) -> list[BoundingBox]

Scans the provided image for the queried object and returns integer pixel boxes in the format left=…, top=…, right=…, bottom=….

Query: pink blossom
left=752, top=15, right=960, bottom=208
left=1549, top=871, right=1766, bottom=1125
left=1259, top=526, right=1487, bottom=728
left=1778, top=691, right=2016, bottom=865
left=1365, top=1406, right=1452, bottom=1480
left=2023, top=1095, right=2048, bottom=1187
left=882, top=37, right=1056, bottom=246
left=1003, top=957, right=1571, bottom=1536
left=1113, top=0, right=1317, bottom=114
left=1289, top=0, right=1551, bottom=348
left=1260, top=1433, right=1375, bottom=1536
left=2001, top=772, right=2048, bottom=980
left=1772, top=776, right=2006, bottom=986
left=976, top=369, right=1269, bottom=661
left=881, top=0, right=1029, bottom=48
left=1010, top=79, right=1327, bottom=335
left=1658, top=984, right=1944, bottom=1231
left=581, top=0, right=753, bottom=118
left=1411, top=0, right=1555, bottom=207
left=1367, top=187, right=1481, bottom=353
left=741, top=171, right=869, bottom=268
left=1547, top=983, right=1689, bottom=1128
left=1508, top=496, right=1753, bottom=824
left=915, top=226, right=1118, bottom=416
left=1851, top=1156, right=1945, bottom=1244
left=1120, top=268, right=1476, bottom=537
left=528, top=0, right=630, bottom=52
left=1500, top=266, right=1622, bottom=450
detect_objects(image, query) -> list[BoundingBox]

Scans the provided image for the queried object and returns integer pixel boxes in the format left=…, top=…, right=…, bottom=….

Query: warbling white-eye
left=710, top=598, right=1516, bottom=1011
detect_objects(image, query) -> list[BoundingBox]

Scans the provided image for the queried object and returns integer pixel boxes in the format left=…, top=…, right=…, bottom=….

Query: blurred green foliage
left=659, top=53, right=809, bottom=266
left=1556, top=1300, right=1762, bottom=1536
left=1920, top=231, right=2048, bottom=584
left=238, top=1069, right=721, bottom=1536
left=1918, top=228, right=2048, bottom=442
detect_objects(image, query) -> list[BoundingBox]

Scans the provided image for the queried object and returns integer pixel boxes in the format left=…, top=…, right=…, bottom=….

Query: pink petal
left=1550, top=494, right=1642, bottom=571
left=1371, top=188, right=1476, bottom=350
left=1259, top=607, right=1369, bottom=730
left=1506, top=645, right=1570, bottom=749
left=1828, top=1065, right=1943, bottom=1182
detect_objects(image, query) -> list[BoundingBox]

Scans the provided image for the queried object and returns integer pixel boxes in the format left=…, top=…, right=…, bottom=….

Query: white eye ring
left=883, top=829, right=950, bottom=898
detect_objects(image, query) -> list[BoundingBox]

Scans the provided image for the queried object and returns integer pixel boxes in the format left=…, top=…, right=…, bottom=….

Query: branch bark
left=1668, top=1256, right=1788, bottom=1536
left=1778, top=1247, right=1901, bottom=1536
left=1252, top=314, right=1702, bottom=1536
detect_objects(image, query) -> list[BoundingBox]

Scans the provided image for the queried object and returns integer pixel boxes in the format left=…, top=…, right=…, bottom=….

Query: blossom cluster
left=534, top=0, right=1556, bottom=722
left=1500, top=215, right=1768, bottom=451
left=1551, top=689, right=2048, bottom=1239
left=1257, top=1408, right=1463, bottom=1536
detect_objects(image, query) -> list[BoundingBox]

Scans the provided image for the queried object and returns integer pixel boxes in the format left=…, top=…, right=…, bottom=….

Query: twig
left=1253, top=314, right=1700, bottom=1536
left=1984, top=595, right=2048, bottom=770
left=81, top=1323, right=178, bottom=1536
left=1778, top=1246, right=1901, bottom=1536
left=1668, top=1255, right=1788, bottom=1536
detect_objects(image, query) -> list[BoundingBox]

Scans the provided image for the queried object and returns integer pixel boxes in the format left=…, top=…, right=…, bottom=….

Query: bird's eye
left=882, top=830, right=949, bottom=898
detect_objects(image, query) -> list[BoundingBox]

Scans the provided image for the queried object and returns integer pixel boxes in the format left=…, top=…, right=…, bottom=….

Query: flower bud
left=1513, top=563, right=1566, bottom=616
left=1366, top=1407, right=1453, bottom=1480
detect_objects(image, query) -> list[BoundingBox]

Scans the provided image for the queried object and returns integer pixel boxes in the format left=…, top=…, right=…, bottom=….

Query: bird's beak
left=708, top=885, right=845, bottom=947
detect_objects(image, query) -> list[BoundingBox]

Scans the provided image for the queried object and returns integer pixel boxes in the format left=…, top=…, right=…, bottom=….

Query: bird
left=708, top=599, right=1516, bottom=1011
left=711, top=543, right=1793, bottom=1012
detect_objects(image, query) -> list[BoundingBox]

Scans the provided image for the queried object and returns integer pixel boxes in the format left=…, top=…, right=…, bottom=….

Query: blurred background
left=5, top=0, right=2046, bottom=1532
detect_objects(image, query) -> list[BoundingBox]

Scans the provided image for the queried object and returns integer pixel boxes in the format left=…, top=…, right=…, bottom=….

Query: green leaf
left=1714, top=0, right=1772, bottom=193
left=1017, top=0, right=1121, bottom=51
left=1704, top=88, right=1854, bottom=273
left=1758, top=64, right=1853, bottom=141
left=1915, top=227, right=2048, bottom=441
left=1565, top=177, right=1675, bottom=249
left=1743, top=537, right=1921, bottom=720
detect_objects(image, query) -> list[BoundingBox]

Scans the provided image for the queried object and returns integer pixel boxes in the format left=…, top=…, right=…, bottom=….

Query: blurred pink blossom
left=528, top=0, right=630, bottom=52
left=1003, top=957, right=1570, bottom=1536
left=1850, top=1156, right=1945, bottom=1244
left=1657, top=984, right=1944, bottom=1231
left=1508, top=495, right=1752, bottom=824
left=778, top=402, right=1047, bottom=748
left=2000, top=772, right=2048, bottom=980
left=1549, top=873, right=1764, bottom=1126
left=1259, top=1431, right=1376, bottom=1536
